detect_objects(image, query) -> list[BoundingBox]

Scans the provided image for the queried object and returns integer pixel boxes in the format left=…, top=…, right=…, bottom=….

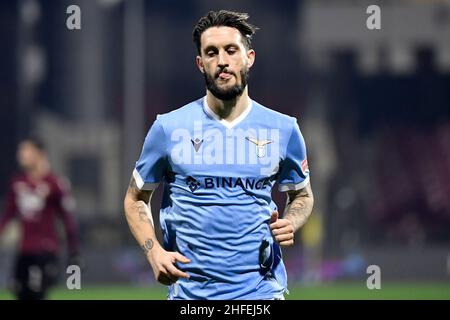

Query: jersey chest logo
left=246, top=137, right=272, bottom=158
left=14, top=182, right=49, bottom=219
left=171, top=121, right=280, bottom=176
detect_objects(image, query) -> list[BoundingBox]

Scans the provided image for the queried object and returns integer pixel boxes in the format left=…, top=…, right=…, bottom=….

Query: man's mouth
left=218, top=72, right=232, bottom=80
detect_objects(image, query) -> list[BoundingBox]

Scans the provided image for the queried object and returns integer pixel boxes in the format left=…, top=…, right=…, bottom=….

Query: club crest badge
left=246, top=137, right=272, bottom=158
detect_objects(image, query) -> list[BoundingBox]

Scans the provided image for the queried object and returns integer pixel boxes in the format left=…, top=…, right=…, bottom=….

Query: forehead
left=200, top=26, right=244, bottom=49
left=18, top=141, right=39, bottom=152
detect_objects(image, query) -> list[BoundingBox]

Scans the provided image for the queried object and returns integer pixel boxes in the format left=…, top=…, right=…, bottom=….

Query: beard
left=204, top=66, right=249, bottom=101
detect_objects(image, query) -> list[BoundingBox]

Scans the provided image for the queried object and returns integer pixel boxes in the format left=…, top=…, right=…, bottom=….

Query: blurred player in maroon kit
left=0, top=137, right=81, bottom=300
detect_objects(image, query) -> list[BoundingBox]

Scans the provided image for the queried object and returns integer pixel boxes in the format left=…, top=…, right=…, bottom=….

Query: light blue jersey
left=134, top=96, right=310, bottom=300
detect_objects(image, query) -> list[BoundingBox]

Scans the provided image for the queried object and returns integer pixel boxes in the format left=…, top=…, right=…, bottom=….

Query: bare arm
left=123, top=175, right=190, bottom=285
left=55, top=179, right=80, bottom=257
left=123, top=175, right=158, bottom=255
left=270, top=182, right=314, bottom=247
left=284, top=182, right=314, bottom=233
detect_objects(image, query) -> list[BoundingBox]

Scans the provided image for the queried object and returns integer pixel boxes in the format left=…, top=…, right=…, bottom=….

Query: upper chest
left=167, top=119, right=285, bottom=177
left=13, top=179, right=56, bottom=215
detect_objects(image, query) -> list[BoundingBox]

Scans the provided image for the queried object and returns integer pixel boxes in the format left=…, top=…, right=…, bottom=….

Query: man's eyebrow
left=203, top=45, right=218, bottom=53
left=203, top=43, right=240, bottom=53
left=224, top=43, right=240, bottom=49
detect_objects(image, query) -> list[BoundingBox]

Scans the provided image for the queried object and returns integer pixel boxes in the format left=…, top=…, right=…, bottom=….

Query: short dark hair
left=192, top=10, right=258, bottom=54
left=20, top=136, right=46, bottom=151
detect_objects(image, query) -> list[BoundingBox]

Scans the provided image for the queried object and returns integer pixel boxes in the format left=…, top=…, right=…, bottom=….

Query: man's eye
left=227, top=49, right=237, bottom=54
left=207, top=51, right=216, bottom=56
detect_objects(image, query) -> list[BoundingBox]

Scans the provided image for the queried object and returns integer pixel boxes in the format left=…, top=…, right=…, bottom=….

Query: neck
left=206, top=87, right=250, bottom=122
left=27, top=160, right=50, bottom=181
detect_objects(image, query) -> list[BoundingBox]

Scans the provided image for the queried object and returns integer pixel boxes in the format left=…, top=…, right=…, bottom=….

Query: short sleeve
left=133, top=117, right=167, bottom=190
left=277, top=120, right=310, bottom=192
left=54, top=176, right=76, bottom=212
left=53, top=176, right=79, bottom=254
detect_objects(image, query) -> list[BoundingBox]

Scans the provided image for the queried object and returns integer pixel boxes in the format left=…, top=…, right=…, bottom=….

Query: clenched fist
left=269, top=211, right=295, bottom=247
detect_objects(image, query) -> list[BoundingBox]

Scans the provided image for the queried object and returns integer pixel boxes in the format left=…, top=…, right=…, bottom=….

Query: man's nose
left=218, top=50, right=229, bottom=67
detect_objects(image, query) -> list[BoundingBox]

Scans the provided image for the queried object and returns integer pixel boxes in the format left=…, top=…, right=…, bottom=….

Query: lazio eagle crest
left=246, top=137, right=272, bottom=158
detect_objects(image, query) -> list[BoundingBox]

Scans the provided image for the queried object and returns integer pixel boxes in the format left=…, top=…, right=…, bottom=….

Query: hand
left=147, top=245, right=191, bottom=285
left=269, top=211, right=295, bottom=247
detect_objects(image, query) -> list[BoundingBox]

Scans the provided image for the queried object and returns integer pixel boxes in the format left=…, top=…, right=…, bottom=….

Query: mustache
left=215, top=68, right=235, bottom=78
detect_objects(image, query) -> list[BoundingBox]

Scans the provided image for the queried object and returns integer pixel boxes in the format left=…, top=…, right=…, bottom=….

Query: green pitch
left=1, top=282, right=450, bottom=300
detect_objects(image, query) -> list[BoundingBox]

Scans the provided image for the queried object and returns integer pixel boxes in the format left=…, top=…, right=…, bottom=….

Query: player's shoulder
left=154, top=97, right=204, bottom=126
left=46, top=172, right=72, bottom=192
left=8, top=173, right=27, bottom=190
left=9, top=173, right=25, bottom=183
left=251, top=99, right=298, bottom=128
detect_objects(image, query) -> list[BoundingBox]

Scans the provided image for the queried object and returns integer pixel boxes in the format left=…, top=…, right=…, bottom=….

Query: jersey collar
left=203, top=96, right=253, bottom=129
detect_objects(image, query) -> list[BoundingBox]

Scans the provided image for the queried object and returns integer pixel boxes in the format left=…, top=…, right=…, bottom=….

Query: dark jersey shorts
left=13, top=253, right=59, bottom=300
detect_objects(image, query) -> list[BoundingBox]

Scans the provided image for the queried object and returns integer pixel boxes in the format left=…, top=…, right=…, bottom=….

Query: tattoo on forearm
left=136, top=201, right=153, bottom=226
left=142, top=239, right=154, bottom=255
left=139, top=211, right=152, bottom=225
left=125, top=174, right=157, bottom=257
left=285, top=201, right=310, bottom=230
left=127, top=175, right=153, bottom=226
left=284, top=184, right=314, bottom=231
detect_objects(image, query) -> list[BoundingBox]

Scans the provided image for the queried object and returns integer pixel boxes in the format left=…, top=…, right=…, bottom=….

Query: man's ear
left=247, top=49, right=255, bottom=69
left=196, top=55, right=205, bottom=73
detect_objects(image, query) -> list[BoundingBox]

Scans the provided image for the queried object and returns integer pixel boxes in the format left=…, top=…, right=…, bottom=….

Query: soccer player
left=124, top=10, right=314, bottom=300
left=0, top=137, right=81, bottom=300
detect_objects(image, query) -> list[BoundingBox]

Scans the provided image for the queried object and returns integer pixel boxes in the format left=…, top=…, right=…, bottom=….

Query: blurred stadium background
left=1, top=0, right=450, bottom=299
